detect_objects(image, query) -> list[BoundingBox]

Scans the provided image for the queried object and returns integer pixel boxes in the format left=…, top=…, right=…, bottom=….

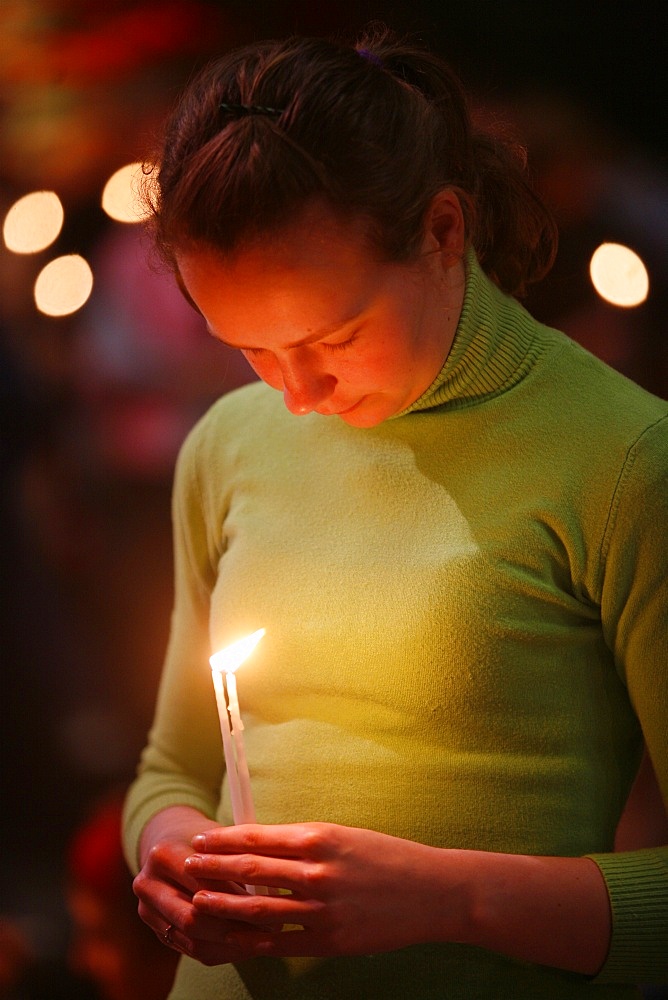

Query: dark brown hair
left=147, top=27, right=557, bottom=299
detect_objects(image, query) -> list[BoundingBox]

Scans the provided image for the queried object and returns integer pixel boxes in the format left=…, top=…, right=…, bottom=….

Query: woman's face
left=177, top=198, right=465, bottom=428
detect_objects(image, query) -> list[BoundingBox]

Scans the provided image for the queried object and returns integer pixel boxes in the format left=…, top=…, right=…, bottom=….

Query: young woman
left=123, top=29, right=667, bottom=1000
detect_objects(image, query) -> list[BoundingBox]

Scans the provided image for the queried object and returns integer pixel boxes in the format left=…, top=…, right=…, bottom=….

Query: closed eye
left=243, top=331, right=359, bottom=356
left=322, top=331, right=359, bottom=352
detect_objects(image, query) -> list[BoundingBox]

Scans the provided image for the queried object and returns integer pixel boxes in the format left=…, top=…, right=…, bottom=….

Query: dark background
left=1, top=1, right=666, bottom=995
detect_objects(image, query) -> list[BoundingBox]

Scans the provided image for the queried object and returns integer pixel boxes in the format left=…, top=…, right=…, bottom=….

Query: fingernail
left=191, top=834, right=206, bottom=849
left=184, top=854, right=202, bottom=868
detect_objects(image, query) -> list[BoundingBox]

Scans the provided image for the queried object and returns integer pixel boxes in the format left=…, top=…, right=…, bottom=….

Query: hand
left=132, top=807, right=252, bottom=962
left=182, top=822, right=462, bottom=963
left=136, top=818, right=615, bottom=975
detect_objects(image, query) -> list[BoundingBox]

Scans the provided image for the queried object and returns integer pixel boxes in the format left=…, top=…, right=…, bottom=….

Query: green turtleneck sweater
left=124, top=255, right=668, bottom=999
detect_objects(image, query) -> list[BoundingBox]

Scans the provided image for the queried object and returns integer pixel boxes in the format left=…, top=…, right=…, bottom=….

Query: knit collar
left=397, top=249, right=542, bottom=416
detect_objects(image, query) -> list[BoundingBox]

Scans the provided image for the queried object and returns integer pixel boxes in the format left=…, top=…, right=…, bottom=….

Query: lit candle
left=210, top=668, right=244, bottom=823
left=209, top=628, right=265, bottom=827
left=225, top=669, right=257, bottom=823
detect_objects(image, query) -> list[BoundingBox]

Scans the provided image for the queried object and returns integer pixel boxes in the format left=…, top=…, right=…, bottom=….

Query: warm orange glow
left=210, top=629, right=266, bottom=675
left=3, top=191, right=64, bottom=253
left=589, top=242, right=649, bottom=308
left=101, top=162, right=152, bottom=223
left=34, top=254, right=94, bottom=316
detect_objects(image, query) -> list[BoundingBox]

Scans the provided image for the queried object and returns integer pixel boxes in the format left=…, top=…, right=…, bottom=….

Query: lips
left=323, top=397, right=365, bottom=417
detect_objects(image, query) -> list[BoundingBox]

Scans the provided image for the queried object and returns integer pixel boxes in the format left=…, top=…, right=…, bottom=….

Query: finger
left=186, top=851, right=322, bottom=897
left=180, top=925, right=320, bottom=964
left=138, top=891, right=260, bottom=952
left=133, top=867, right=195, bottom=914
left=178, top=929, right=296, bottom=967
left=192, top=823, right=333, bottom=861
left=223, top=925, right=334, bottom=960
left=193, top=887, right=325, bottom=929
left=140, top=840, right=202, bottom=894
left=195, top=877, right=249, bottom=895
left=254, top=927, right=330, bottom=959
left=136, top=898, right=189, bottom=949
left=135, top=856, right=247, bottom=908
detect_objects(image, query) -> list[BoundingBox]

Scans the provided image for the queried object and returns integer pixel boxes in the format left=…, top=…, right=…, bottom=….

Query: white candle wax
left=211, top=668, right=244, bottom=823
left=224, top=670, right=256, bottom=824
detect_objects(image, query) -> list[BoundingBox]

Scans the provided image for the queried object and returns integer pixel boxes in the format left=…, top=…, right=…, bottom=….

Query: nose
left=280, top=354, right=336, bottom=415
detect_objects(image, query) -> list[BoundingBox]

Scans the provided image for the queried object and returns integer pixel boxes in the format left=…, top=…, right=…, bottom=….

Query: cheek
left=351, top=341, right=404, bottom=388
left=243, top=352, right=283, bottom=389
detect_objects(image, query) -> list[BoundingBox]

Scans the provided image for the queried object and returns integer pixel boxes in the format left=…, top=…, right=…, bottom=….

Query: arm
left=615, top=745, right=668, bottom=852
left=123, top=423, right=226, bottom=874
left=123, top=419, right=260, bottom=951
left=589, top=416, right=668, bottom=983
left=183, top=823, right=613, bottom=974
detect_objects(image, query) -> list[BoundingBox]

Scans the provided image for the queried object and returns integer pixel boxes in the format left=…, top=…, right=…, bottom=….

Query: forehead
left=213, top=200, right=379, bottom=276
left=175, top=204, right=394, bottom=339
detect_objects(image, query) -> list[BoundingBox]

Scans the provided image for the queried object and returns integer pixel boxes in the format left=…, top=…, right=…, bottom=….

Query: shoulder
left=169, top=382, right=278, bottom=498
left=602, top=411, right=668, bottom=551
left=179, top=382, right=283, bottom=459
left=525, top=324, right=667, bottom=456
left=195, top=380, right=281, bottom=435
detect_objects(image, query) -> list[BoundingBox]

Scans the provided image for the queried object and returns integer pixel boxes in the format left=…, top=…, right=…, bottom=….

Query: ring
left=164, top=923, right=175, bottom=945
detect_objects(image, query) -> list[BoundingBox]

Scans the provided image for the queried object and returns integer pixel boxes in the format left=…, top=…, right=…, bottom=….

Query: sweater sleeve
left=123, top=420, right=224, bottom=873
left=588, top=414, right=668, bottom=984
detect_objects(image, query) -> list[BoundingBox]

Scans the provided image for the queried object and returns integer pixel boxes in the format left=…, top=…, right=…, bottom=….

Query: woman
left=123, top=29, right=667, bottom=999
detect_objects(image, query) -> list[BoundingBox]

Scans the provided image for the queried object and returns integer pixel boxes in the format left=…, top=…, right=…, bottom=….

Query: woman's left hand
left=184, top=822, right=462, bottom=962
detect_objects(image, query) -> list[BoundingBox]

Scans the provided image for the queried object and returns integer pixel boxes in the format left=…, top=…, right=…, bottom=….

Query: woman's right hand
left=132, top=805, right=248, bottom=957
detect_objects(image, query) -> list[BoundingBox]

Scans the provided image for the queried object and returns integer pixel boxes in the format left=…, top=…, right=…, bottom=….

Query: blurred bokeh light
left=590, top=242, right=649, bottom=308
left=101, top=162, right=153, bottom=224
left=34, top=254, right=94, bottom=316
left=3, top=190, right=64, bottom=253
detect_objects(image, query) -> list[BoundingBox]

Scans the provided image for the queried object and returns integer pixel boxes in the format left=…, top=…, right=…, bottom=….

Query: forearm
left=450, top=849, right=611, bottom=976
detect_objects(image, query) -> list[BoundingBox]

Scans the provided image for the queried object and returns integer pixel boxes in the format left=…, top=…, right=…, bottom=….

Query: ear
left=422, top=188, right=466, bottom=259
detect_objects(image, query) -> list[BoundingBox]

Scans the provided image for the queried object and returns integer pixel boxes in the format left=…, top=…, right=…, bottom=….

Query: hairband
left=357, top=48, right=383, bottom=68
left=219, top=50, right=381, bottom=121
left=219, top=50, right=382, bottom=122
left=219, top=102, right=284, bottom=118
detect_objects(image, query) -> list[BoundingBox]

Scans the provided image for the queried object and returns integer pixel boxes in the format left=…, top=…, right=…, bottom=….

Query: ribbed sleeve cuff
left=586, top=848, right=668, bottom=985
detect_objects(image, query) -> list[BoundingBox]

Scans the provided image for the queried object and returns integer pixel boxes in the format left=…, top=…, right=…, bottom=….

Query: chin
left=336, top=406, right=388, bottom=428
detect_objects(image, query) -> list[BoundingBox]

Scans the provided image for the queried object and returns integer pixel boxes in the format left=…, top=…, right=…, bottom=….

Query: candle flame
left=210, top=628, right=266, bottom=675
